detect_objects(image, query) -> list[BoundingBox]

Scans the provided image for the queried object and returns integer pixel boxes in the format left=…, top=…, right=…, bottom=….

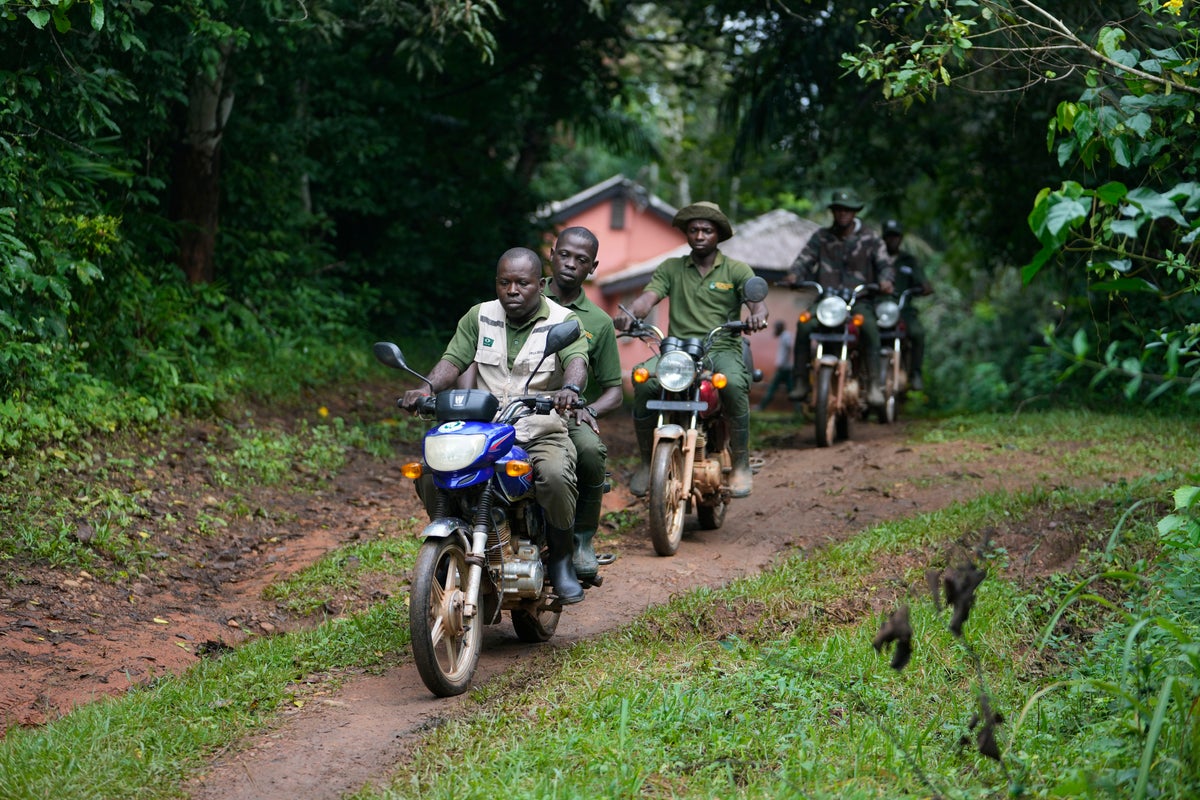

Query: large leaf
left=1125, top=187, right=1188, bottom=225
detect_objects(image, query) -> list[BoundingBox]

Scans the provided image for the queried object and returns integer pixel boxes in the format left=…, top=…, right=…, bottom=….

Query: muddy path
left=178, top=405, right=1088, bottom=800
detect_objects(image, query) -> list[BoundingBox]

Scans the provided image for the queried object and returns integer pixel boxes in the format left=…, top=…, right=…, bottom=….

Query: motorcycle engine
left=845, top=377, right=860, bottom=408
left=692, top=457, right=723, bottom=494
left=501, top=540, right=545, bottom=598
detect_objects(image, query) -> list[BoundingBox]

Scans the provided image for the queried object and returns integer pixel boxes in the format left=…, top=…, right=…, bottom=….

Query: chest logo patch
left=709, top=281, right=733, bottom=291
left=483, top=337, right=494, bottom=347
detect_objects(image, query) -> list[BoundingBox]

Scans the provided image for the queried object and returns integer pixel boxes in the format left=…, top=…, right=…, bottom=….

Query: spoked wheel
left=878, top=350, right=899, bottom=424
left=511, top=602, right=561, bottom=643
left=648, top=440, right=686, bottom=556
left=814, top=365, right=837, bottom=448
left=409, top=536, right=482, bottom=697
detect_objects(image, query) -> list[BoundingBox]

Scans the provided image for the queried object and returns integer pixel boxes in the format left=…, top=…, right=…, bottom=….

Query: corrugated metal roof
left=535, top=174, right=677, bottom=225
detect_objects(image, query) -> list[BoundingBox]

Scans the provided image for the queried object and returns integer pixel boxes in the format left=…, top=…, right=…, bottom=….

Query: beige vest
left=474, top=298, right=572, bottom=441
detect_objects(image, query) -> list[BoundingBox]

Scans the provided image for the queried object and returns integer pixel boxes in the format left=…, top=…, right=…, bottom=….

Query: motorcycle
left=373, top=320, right=588, bottom=697
left=791, top=280, right=878, bottom=447
left=874, top=287, right=921, bottom=424
left=618, top=276, right=768, bottom=557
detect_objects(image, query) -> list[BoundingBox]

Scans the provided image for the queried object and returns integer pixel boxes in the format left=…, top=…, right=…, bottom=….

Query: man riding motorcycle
left=783, top=189, right=894, bottom=406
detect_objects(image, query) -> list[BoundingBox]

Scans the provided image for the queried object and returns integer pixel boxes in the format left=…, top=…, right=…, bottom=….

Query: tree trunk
left=176, top=41, right=235, bottom=285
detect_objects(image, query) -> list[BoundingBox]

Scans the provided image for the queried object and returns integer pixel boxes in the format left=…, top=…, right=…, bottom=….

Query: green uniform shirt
left=644, top=251, right=756, bottom=353
left=545, top=286, right=622, bottom=401
left=442, top=296, right=589, bottom=374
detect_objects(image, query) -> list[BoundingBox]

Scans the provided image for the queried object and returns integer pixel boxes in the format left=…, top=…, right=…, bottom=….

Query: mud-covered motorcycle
left=874, top=287, right=921, bottom=424
left=792, top=280, right=878, bottom=447
left=618, top=276, right=768, bottom=556
left=373, top=321, right=588, bottom=697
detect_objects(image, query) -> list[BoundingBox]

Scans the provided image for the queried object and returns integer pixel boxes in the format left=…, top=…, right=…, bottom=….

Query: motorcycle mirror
left=544, top=319, right=581, bottom=355
left=524, top=319, right=582, bottom=394
left=743, top=276, right=768, bottom=304
left=373, top=341, right=434, bottom=391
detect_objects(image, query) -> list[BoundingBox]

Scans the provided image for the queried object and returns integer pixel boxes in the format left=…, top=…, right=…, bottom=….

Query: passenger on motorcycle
left=544, top=227, right=624, bottom=583
left=399, top=247, right=591, bottom=604
left=781, top=189, right=894, bottom=405
left=881, top=219, right=934, bottom=392
left=613, top=201, right=769, bottom=499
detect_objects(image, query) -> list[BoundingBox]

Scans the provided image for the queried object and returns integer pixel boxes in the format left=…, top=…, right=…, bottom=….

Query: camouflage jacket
left=788, top=219, right=894, bottom=289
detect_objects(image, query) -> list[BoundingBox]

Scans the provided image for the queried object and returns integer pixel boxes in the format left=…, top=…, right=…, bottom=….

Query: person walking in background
left=757, top=321, right=794, bottom=410
left=881, top=219, right=934, bottom=392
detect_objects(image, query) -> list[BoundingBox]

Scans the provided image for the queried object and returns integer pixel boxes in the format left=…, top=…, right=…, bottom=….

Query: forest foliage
left=1, top=0, right=1197, bottom=455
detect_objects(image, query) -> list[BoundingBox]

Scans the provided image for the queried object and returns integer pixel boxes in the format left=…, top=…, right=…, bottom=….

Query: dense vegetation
left=2, top=0, right=1196, bottom=458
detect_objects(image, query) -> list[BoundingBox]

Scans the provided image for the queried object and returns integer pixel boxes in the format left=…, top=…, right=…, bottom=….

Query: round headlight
left=425, top=432, right=488, bottom=472
left=876, top=299, right=900, bottom=328
left=656, top=350, right=696, bottom=392
left=815, top=295, right=849, bottom=327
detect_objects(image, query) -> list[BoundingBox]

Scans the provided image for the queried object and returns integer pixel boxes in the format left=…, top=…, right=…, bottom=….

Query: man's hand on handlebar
left=745, top=312, right=769, bottom=332
left=400, top=388, right=431, bottom=412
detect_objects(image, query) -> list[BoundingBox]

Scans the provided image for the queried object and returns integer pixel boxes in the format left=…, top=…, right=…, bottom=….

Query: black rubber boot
left=629, top=415, right=655, bottom=497
left=788, top=359, right=810, bottom=401
left=546, top=524, right=584, bottom=604
left=729, top=412, right=753, bottom=498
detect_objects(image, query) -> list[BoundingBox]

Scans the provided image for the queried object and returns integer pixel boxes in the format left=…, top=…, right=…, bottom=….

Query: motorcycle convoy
left=375, top=276, right=920, bottom=697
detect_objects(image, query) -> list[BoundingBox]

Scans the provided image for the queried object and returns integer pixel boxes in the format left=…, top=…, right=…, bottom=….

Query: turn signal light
left=712, top=372, right=728, bottom=389
left=852, top=313, right=864, bottom=326
left=798, top=310, right=812, bottom=324
left=505, top=460, right=532, bottom=477
left=633, top=366, right=650, bottom=383
left=401, top=462, right=423, bottom=480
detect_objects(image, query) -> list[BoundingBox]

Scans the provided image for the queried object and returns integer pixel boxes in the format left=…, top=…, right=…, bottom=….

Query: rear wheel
left=648, top=440, right=686, bottom=556
left=815, top=365, right=837, bottom=447
left=511, top=603, right=560, bottom=643
left=409, top=537, right=482, bottom=697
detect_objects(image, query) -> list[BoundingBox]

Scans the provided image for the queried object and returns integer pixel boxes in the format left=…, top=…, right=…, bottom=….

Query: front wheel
left=648, top=439, right=686, bottom=556
left=814, top=365, right=837, bottom=448
left=878, top=350, right=899, bottom=424
left=409, top=536, right=482, bottom=697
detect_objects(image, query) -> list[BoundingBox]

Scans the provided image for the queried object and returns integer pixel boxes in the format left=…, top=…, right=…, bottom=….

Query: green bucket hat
left=828, top=189, right=864, bottom=211
left=672, top=201, right=734, bottom=241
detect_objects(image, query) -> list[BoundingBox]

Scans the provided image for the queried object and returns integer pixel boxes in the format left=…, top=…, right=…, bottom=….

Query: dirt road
left=178, top=408, right=1076, bottom=799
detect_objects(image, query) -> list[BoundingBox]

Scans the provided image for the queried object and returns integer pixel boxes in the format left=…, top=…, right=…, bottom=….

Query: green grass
left=2, top=410, right=1199, bottom=799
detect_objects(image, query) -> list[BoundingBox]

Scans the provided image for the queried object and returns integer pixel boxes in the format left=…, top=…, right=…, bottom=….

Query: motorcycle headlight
left=424, top=432, right=488, bottom=472
left=815, top=295, right=849, bottom=327
left=656, top=350, right=697, bottom=392
left=876, top=299, right=900, bottom=328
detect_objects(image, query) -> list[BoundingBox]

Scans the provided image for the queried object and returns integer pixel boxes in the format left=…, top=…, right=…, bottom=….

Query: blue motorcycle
left=373, top=321, right=583, bottom=697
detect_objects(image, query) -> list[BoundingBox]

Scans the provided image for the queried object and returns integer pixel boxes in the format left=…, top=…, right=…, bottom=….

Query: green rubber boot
left=729, top=412, right=753, bottom=498
left=572, top=490, right=603, bottom=580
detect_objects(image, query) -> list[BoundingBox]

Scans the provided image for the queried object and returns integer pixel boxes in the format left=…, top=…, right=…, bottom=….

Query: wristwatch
left=561, top=383, right=583, bottom=395
left=585, top=405, right=599, bottom=418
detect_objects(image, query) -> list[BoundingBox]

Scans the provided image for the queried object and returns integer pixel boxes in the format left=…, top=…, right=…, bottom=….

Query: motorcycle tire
left=878, top=350, right=899, bottom=425
left=648, top=439, right=686, bottom=556
left=511, top=602, right=560, bottom=643
left=815, top=365, right=837, bottom=448
left=409, top=536, right=482, bottom=697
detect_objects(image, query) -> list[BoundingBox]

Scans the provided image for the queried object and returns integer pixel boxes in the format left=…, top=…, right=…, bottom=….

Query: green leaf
left=1094, top=181, right=1128, bottom=205
left=1175, top=486, right=1200, bottom=511
left=27, top=9, right=51, bottom=28
left=1126, top=187, right=1188, bottom=225
left=1110, top=218, right=1142, bottom=238
left=91, top=1, right=106, bottom=31
left=1072, top=328, right=1089, bottom=358
left=1090, top=277, right=1158, bottom=293
left=1021, top=245, right=1055, bottom=285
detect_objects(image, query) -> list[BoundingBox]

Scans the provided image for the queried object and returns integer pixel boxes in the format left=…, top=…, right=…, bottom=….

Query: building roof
left=536, top=174, right=677, bottom=225
left=596, top=208, right=819, bottom=295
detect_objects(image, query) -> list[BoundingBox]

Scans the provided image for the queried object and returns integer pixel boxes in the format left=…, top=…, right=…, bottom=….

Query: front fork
left=461, top=491, right=494, bottom=619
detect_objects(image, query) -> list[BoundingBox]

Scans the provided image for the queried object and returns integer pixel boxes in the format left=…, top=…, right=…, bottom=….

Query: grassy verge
left=0, top=412, right=1197, bottom=799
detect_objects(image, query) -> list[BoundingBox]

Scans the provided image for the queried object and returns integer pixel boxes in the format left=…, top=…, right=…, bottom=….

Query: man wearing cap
left=614, top=201, right=769, bottom=498
left=782, top=189, right=894, bottom=406
left=881, top=219, right=934, bottom=392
